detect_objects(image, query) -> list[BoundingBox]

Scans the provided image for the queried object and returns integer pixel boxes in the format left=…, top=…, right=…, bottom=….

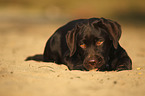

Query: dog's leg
left=111, top=45, right=132, bottom=71
left=63, top=54, right=86, bottom=71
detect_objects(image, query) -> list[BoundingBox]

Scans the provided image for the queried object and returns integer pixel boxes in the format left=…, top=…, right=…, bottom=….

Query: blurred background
left=0, top=0, right=145, bottom=26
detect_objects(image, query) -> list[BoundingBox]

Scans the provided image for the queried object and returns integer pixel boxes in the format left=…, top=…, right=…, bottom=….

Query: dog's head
left=66, top=18, right=121, bottom=71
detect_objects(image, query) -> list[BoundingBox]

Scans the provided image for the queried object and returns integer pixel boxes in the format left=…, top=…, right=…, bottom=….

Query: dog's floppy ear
left=66, top=24, right=79, bottom=57
left=100, top=18, right=122, bottom=49
left=92, top=18, right=121, bottom=49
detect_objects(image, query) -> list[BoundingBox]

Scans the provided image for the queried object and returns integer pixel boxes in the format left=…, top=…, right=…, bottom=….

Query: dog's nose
left=88, top=59, right=97, bottom=65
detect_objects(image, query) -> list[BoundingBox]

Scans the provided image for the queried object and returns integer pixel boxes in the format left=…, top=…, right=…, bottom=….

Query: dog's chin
left=83, top=63, right=103, bottom=71
left=90, top=68, right=99, bottom=71
left=83, top=59, right=105, bottom=71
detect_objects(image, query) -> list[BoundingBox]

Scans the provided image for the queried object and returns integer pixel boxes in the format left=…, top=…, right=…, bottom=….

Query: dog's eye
left=96, top=40, right=104, bottom=46
left=80, top=44, right=86, bottom=49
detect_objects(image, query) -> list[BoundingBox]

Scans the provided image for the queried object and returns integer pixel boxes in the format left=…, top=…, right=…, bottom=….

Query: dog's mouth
left=83, top=56, right=104, bottom=71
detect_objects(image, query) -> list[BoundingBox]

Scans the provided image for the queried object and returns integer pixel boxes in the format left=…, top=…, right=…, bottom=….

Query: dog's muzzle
left=83, top=55, right=104, bottom=71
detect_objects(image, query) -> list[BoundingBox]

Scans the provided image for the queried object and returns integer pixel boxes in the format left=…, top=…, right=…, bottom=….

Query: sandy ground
left=0, top=22, right=145, bottom=96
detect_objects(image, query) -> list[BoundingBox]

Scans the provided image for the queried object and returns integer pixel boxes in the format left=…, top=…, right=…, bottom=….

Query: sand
left=0, top=22, right=145, bottom=96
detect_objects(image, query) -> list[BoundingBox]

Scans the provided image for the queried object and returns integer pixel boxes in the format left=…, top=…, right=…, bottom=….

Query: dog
left=43, top=18, right=132, bottom=71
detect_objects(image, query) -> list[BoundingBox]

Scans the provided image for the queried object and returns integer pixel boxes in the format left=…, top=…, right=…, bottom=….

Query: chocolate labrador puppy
left=43, top=18, right=132, bottom=71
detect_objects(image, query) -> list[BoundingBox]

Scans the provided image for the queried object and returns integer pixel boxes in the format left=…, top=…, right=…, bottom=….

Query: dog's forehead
left=80, top=25, right=108, bottom=40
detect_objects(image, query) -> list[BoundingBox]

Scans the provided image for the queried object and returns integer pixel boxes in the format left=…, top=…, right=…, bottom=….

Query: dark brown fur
left=43, top=18, right=132, bottom=71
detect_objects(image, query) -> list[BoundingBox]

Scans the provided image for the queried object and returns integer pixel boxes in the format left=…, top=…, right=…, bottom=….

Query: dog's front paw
left=73, top=65, right=86, bottom=71
left=116, top=63, right=131, bottom=71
